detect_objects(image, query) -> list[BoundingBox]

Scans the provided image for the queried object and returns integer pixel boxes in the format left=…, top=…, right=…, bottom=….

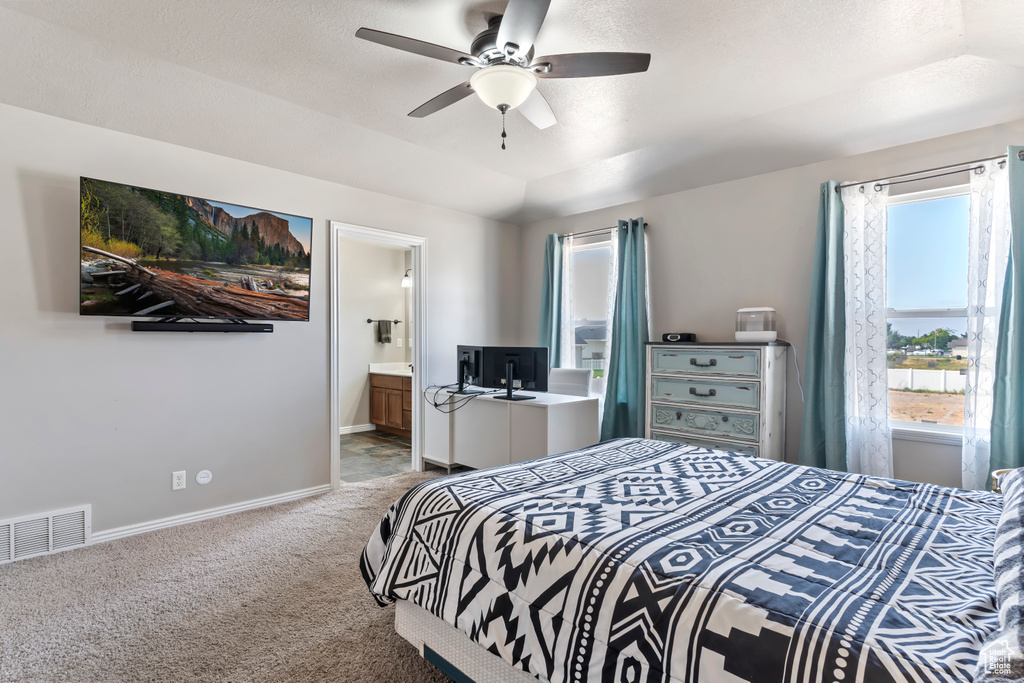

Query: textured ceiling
left=1, top=0, right=1023, bottom=223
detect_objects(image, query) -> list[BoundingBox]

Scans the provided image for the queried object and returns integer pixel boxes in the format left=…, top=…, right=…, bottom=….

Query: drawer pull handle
left=676, top=411, right=682, bottom=420
left=690, top=387, right=717, bottom=398
left=690, top=358, right=717, bottom=367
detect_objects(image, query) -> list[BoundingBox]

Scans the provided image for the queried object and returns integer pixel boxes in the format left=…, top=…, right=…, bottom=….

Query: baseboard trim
left=91, top=484, right=332, bottom=544
left=339, top=423, right=375, bottom=435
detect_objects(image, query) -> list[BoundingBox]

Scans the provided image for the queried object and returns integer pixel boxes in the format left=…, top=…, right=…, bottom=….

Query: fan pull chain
left=501, top=108, right=507, bottom=151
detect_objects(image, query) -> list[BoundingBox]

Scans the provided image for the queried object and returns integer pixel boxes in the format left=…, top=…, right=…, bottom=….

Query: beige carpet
left=0, top=472, right=451, bottom=683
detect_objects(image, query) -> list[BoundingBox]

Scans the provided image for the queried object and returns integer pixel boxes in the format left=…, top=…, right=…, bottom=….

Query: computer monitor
left=480, top=346, right=549, bottom=401
left=453, top=345, right=484, bottom=395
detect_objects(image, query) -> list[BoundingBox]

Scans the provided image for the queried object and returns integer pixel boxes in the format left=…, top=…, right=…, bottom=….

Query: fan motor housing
left=471, top=15, right=534, bottom=66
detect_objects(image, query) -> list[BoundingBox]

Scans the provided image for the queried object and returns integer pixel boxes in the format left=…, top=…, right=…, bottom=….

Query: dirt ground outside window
left=889, top=390, right=964, bottom=427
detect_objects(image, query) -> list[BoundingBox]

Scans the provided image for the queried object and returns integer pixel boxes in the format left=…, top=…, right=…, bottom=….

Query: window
left=886, top=187, right=969, bottom=431
left=568, top=235, right=613, bottom=400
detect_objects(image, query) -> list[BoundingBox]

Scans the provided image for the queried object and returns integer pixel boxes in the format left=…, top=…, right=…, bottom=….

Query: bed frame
left=395, top=599, right=535, bottom=683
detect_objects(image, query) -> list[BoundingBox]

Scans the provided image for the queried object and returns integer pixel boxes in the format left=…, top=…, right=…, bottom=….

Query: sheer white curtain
left=842, top=184, right=893, bottom=478
left=963, top=162, right=1012, bottom=489
left=556, top=230, right=619, bottom=415
left=604, top=227, right=619, bottom=347
left=558, top=234, right=575, bottom=368
left=596, top=228, right=619, bottom=413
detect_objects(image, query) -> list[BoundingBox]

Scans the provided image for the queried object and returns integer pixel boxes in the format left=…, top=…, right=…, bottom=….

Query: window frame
left=570, top=235, right=613, bottom=254
left=885, top=183, right=969, bottom=444
left=567, top=235, right=614, bottom=388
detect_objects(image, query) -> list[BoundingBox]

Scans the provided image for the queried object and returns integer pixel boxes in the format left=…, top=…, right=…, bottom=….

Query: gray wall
left=0, top=103, right=519, bottom=533
left=519, top=118, right=1024, bottom=488
left=336, top=239, right=409, bottom=429
left=3, top=100, right=1015, bottom=537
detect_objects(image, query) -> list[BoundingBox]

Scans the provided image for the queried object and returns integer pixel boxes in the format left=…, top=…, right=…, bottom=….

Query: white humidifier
left=735, top=307, right=777, bottom=343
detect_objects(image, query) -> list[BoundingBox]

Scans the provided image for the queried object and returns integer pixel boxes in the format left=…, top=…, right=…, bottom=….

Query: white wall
left=0, top=103, right=519, bottom=533
left=892, top=439, right=963, bottom=488
left=519, top=118, right=1024, bottom=487
left=336, top=239, right=409, bottom=429
left=404, top=250, right=413, bottom=364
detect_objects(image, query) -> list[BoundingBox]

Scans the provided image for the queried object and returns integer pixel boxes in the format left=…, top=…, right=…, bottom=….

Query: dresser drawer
left=650, top=431, right=760, bottom=458
left=650, top=376, right=760, bottom=410
left=651, top=347, right=761, bottom=377
left=650, top=404, right=759, bottom=442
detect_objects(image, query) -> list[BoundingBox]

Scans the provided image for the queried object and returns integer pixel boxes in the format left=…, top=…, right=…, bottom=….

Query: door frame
left=329, top=220, right=427, bottom=489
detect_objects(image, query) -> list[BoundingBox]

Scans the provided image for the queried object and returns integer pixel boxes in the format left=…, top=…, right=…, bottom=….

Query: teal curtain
left=601, top=218, right=650, bottom=440
left=538, top=234, right=562, bottom=369
left=798, top=181, right=848, bottom=471
left=991, top=147, right=1024, bottom=476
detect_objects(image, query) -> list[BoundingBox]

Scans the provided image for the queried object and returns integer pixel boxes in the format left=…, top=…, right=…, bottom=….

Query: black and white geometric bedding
left=361, top=438, right=1002, bottom=683
left=977, top=468, right=1024, bottom=681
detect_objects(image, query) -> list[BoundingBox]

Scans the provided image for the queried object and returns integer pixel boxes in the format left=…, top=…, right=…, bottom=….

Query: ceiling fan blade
left=355, top=28, right=474, bottom=66
left=496, top=0, right=550, bottom=59
left=518, top=89, right=556, bottom=129
left=408, top=81, right=475, bottom=118
left=533, top=52, right=651, bottom=78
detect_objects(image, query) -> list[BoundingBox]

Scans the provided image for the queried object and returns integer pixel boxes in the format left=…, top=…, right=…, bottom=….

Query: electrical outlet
left=396, top=337, right=402, bottom=347
left=172, top=471, right=186, bottom=491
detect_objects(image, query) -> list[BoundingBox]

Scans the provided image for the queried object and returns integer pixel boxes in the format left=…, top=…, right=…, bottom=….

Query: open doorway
left=329, top=222, right=426, bottom=489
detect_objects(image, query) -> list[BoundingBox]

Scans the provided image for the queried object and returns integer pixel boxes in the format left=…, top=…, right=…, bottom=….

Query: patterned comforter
left=361, top=438, right=1002, bottom=683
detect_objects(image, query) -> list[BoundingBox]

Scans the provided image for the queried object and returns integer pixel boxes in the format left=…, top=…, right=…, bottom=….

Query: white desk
left=427, top=390, right=599, bottom=471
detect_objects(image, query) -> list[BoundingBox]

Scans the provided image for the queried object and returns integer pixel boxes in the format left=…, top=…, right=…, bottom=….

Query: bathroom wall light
left=401, top=269, right=412, bottom=288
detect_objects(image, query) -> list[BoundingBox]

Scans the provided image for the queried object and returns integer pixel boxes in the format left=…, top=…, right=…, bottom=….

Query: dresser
left=645, top=342, right=788, bottom=461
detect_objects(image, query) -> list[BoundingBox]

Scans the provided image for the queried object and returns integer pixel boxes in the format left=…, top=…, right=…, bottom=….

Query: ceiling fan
left=355, top=0, right=651, bottom=142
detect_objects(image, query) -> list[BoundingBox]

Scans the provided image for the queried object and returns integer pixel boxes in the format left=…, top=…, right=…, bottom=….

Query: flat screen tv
left=79, top=177, right=312, bottom=321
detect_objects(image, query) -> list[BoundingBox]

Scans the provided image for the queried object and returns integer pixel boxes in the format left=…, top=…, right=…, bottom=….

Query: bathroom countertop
left=368, top=362, right=413, bottom=377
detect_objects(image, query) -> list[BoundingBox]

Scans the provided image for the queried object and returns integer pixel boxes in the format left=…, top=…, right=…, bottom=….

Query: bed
left=361, top=437, right=1003, bottom=682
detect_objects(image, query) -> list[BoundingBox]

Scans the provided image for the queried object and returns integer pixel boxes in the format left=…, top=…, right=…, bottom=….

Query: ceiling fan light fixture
left=470, top=65, right=537, bottom=111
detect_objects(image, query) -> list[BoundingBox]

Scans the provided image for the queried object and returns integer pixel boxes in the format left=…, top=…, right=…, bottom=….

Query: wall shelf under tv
left=131, top=318, right=273, bottom=333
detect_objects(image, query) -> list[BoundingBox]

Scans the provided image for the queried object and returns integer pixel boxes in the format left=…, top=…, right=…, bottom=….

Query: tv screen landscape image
left=79, top=178, right=312, bottom=320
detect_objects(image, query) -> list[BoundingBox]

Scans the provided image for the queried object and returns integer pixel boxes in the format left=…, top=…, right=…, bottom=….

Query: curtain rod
left=835, top=152, right=1018, bottom=193
left=557, top=222, right=648, bottom=240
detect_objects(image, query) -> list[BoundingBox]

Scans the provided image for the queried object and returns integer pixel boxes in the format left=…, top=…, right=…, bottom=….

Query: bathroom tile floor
left=339, top=431, right=412, bottom=483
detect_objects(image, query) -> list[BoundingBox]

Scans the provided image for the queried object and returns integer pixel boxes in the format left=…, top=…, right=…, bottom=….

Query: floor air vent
left=0, top=505, right=91, bottom=564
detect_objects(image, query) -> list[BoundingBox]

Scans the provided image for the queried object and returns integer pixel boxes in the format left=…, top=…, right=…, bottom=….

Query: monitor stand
left=448, top=360, right=483, bottom=395
left=493, top=360, right=535, bottom=401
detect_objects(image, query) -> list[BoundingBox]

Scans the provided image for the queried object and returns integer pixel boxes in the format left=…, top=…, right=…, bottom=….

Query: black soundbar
left=131, top=321, right=273, bottom=333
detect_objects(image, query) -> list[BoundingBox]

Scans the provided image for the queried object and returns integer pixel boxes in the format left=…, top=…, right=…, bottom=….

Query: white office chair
left=548, top=368, right=592, bottom=397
